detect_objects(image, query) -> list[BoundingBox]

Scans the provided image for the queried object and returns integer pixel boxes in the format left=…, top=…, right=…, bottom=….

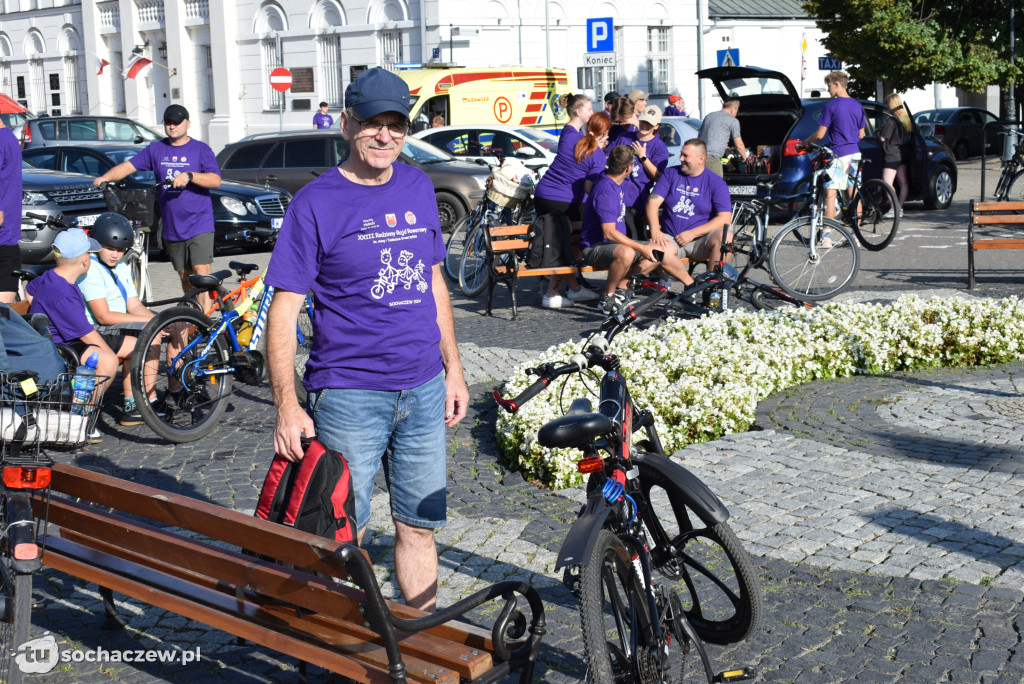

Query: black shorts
left=533, top=196, right=583, bottom=222
left=0, top=243, right=21, bottom=293
left=69, top=332, right=125, bottom=358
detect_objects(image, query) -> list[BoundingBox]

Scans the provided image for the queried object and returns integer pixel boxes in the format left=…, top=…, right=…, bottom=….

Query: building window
left=199, top=44, right=214, bottom=111
left=317, top=35, right=343, bottom=107
left=379, top=31, right=403, bottom=70
left=646, top=27, right=670, bottom=95
left=261, top=39, right=283, bottom=110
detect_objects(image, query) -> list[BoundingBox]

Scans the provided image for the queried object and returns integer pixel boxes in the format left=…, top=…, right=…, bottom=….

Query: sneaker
left=819, top=238, right=833, bottom=249
left=881, top=209, right=895, bottom=220
left=657, top=278, right=671, bottom=290
left=898, top=207, right=904, bottom=218
left=541, top=293, right=573, bottom=308
left=87, top=427, right=103, bottom=444
left=566, top=287, right=599, bottom=302
left=599, top=292, right=625, bottom=315
left=120, top=406, right=144, bottom=427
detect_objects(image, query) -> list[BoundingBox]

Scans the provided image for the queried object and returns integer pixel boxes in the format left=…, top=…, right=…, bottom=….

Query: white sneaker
left=819, top=238, right=833, bottom=249
left=566, top=287, right=599, bottom=302
left=88, top=427, right=103, bottom=444
left=542, top=293, right=573, bottom=308
left=881, top=209, right=895, bottom=220
left=658, top=278, right=671, bottom=290
left=898, top=207, right=904, bottom=218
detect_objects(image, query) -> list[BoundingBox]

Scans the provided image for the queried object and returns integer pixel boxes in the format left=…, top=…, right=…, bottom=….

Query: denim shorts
left=308, top=371, right=447, bottom=533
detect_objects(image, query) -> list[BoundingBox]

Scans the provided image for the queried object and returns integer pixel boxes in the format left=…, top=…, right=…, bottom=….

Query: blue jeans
left=308, top=371, right=447, bottom=533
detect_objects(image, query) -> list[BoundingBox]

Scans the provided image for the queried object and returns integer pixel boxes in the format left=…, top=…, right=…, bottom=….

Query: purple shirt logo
left=371, top=247, right=429, bottom=300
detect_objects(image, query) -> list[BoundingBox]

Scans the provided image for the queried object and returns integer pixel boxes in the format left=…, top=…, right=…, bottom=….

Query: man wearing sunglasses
left=93, top=104, right=221, bottom=310
left=265, top=67, right=468, bottom=613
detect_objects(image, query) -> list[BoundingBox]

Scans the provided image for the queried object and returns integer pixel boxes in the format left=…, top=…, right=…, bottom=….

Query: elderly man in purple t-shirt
left=802, top=71, right=866, bottom=224
left=264, top=67, right=468, bottom=612
left=94, top=104, right=221, bottom=310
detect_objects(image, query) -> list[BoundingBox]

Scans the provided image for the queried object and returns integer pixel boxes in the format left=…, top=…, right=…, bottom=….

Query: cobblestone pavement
left=17, top=253, right=1024, bottom=682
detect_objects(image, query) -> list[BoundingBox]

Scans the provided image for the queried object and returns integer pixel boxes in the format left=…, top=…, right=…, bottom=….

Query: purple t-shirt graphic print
left=129, top=138, right=220, bottom=242
left=265, top=163, right=445, bottom=392
left=651, top=167, right=732, bottom=236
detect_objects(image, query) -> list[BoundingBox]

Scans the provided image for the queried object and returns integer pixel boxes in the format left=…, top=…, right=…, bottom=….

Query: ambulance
left=399, top=66, right=574, bottom=136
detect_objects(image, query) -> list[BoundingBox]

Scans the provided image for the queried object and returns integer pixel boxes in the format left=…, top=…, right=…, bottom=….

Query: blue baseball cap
left=52, top=228, right=101, bottom=258
left=345, top=67, right=410, bottom=119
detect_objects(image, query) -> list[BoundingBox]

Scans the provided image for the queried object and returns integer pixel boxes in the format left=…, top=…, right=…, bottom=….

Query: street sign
left=717, top=49, right=739, bottom=67
left=818, top=56, right=843, bottom=71
left=432, top=47, right=440, bottom=60
left=586, top=18, right=614, bottom=53
left=269, top=67, right=292, bottom=92
left=584, top=52, right=616, bottom=68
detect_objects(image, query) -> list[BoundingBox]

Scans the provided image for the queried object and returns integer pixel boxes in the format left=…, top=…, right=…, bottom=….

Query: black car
left=19, top=162, right=108, bottom=263
left=697, top=66, right=958, bottom=214
left=22, top=145, right=292, bottom=254
left=913, top=107, right=999, bottom=160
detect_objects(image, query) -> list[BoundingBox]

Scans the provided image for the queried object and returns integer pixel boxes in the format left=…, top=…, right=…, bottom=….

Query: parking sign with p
left=586, top=18, right=614, bottom=53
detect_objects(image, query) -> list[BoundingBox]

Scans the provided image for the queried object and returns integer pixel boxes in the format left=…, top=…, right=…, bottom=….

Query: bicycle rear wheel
left=0, top=492, right=32, bottom=684
left=768, top=216, right=859, bottom=301
left=748, top=283, right=812, bottom=312
left=729, top=201, right=766, bottom=272
left=850, top=178, right=899, bottom=251
left=130, top=306, right=233, bottom=443
left=1005, top=170, right=1024, bottom=202
left=458, top=221, right=491, bottom=297
left=636, top=455, right=762, bottom=645
left=443, top=212, right=476, bottom=282
left=294, top=294, right=315, bottom=403
left=578, top=529, right=652, bottom=683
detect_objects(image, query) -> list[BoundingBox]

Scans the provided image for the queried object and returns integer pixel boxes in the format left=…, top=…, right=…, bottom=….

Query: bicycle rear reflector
left=13, top=543, right=38, bottom=561
left=3, top=466, right=52, bottom=490
left=577, top=456, right=604, bottom=474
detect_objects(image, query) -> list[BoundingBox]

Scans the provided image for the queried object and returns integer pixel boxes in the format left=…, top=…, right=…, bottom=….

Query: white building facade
left=0, top=0, right=981, bottom=155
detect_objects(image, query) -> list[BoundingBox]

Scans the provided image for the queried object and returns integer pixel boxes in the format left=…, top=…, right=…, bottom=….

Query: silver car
left=657, top=116, right=702, bottom=166
left=414, top=124, right=558, bottom=174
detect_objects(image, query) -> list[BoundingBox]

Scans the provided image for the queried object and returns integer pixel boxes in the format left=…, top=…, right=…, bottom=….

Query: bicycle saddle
left=754, top=173, right=781, bottom=184
left=12, top=266, right=47, bottom=282
left=187, top=270, right=232, bottom=291
left=538, top=412, right=615, bottom=449
left=228, top=261, right=260, bottom=276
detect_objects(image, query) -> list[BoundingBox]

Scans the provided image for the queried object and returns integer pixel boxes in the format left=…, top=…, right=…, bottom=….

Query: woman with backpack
left=533, top=108, right=611, bottom=307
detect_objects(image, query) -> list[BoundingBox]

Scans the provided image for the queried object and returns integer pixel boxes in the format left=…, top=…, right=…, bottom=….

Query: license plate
left=76, top=214, right=101, bottom=227
left=730, top=185, right=757, bottom=196
left=272, top=217, right=283, bottom=229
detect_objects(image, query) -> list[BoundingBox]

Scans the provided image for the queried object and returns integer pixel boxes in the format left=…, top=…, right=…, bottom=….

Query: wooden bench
left=968, top=200, right=1024, bottom=287
left=38, top=464, right=545, bottom=683
left=484, top=223, right=698, bottom=318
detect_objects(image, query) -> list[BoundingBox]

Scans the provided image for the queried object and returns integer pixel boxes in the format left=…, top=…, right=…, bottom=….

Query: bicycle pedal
left=714, top=667, right=755, bottom=682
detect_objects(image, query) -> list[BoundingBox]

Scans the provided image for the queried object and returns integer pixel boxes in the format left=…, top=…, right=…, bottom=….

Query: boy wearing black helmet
left=80, top=213, right=163, bottom=425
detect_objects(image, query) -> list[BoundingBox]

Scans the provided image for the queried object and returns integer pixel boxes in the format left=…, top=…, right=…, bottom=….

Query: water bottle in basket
left=71, top=353, right=100, bottom=415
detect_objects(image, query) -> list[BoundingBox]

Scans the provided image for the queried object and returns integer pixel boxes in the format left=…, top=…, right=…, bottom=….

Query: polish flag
left=96, top=57, right=111, bottom=75
left=125, top=53, right=153, bottom=79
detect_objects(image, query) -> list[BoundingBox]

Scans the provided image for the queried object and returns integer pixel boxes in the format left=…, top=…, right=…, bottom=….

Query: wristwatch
left=639, top=155, right=648, bottom=163
left=186, top=172, right=194, bottom=182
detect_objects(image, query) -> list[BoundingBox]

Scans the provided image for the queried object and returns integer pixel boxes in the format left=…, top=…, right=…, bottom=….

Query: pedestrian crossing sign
left=717, top=49, right=739, bottom=67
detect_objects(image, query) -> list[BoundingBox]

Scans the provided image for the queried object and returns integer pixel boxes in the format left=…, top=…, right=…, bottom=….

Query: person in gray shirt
left=698, top=99, right=748, bottom=177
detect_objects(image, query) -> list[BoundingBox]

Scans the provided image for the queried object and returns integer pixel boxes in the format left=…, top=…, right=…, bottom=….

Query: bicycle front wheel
left=130, top=306, right=233, bottom=443
left=578, top=529, right=653, bottom=683
left=768, top=216, right=859, bottom=301
left=636, top=455, right=762, bottom=645
left=0, top=495, right=32, bottom=684
left=443, top=212, right=475, bottom=282
left=1005, top=171, right=1024, bottom=202
left=851, top=178, right=899, bottom=251
left=730, top=201, right=767, bottom=272
left=294, top=294, right=315, bottom=403
left=458, top=222, right=491, bottom=297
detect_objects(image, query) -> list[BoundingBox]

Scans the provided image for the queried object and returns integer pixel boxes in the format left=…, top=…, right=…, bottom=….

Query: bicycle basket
left=486, top=160, right=535, bottom=209
left=104, top=186, right=157, bottom=227
left=1, top=370, right=110, bottom=456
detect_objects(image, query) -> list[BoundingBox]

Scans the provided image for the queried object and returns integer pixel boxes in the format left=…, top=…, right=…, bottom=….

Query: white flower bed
left=496, top=296, right=1024, bottom=489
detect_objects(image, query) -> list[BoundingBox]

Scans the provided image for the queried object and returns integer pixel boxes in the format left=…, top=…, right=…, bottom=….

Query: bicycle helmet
left=90, top=213, right=134, bottom=249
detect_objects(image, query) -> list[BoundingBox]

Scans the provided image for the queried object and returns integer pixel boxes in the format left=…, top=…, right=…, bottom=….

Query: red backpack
left=254, top=439, right=357, bottom=547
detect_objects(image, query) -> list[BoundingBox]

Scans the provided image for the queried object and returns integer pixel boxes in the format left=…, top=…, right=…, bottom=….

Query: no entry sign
left=269, top=67, right=292, bottom=92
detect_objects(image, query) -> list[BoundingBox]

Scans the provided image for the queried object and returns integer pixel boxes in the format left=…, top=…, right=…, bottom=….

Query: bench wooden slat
left=973, top=201, right=1024, bottom=211
left=487, top=224, right=531, bottom=237
left=46, top=501, right=494, bottom=680
left=972, top=214, right=1024, bottom=224
left=971, top=239, right=1024, bottom=249
left=490, top=238, right=532, bottom=252
left=44, top=538, right=420, bottom=684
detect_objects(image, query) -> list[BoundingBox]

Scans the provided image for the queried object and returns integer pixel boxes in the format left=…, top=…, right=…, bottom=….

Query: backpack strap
left=92, top=256, right=129, bottom=306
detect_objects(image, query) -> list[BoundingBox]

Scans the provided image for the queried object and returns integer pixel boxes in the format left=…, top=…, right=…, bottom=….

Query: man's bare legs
left=357, top=521, right=437, bottom=612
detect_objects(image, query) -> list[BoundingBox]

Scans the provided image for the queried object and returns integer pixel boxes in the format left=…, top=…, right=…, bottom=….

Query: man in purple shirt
left=265, top=67, right=468, bottom=612
left=0, top=117, right=22, bottom=304
left=581, top=145, right=695, bottom=313
left=647, top=139, right=733, bottom=265
left=802, top=71, right=865, bottom=222
left=94, top=104, right=221, bottom=310
left=313, top=101, right=334, bottom=129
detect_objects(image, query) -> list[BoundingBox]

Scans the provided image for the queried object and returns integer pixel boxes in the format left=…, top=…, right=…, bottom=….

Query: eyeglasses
left=349, top=113, right=409, bottom=137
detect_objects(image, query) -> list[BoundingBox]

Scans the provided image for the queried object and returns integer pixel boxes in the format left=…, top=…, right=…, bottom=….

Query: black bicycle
left=495, top=296, right=760, bottom=683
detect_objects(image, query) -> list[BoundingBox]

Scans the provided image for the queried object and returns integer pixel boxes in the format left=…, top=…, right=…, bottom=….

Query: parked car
left=18, top=161, right=108, bottom=263
left=913, top=107, right=999, bottom=160
left=215, top=131, right=488, bottom=231
left=22, top=115, right=163, bottom=149
left=22, top=144, right=291, bottom=254
left=413, top=124, right=558, bottom=174
left=657, top=116, right=702, bottom=166
left=697, top=65, right=958, bottom=214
